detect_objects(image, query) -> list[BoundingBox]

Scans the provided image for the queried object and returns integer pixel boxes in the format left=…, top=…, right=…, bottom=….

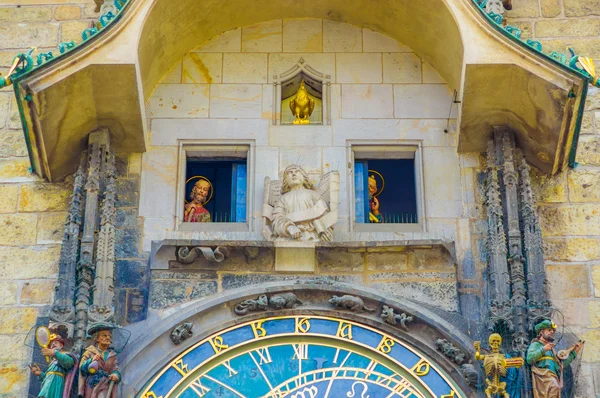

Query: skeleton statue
left=474, top=333, right=524, bottom=398
left=263, top=165, right=339, bottom=242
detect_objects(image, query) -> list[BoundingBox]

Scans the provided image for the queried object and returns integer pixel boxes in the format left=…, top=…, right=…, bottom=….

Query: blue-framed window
left=354, top=158, right=418, bottom=224
left=184, top=158, right=247, bottom=223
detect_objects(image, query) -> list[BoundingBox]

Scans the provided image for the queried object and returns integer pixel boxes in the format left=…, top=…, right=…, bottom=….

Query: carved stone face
left=540, top=328, right=555, bottom=342
left=50, top=340, right=64, bottom=350
left=96, top=330, right=112, bottom=349
left=285, top=167, right=303, bottom=189
left=191, top=180, right=210, bottom=203
left=488, top=333, right=502, bottom=353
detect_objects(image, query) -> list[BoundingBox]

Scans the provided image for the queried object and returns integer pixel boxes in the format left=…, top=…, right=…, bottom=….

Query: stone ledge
left=149, top=238, right=457, bottom=270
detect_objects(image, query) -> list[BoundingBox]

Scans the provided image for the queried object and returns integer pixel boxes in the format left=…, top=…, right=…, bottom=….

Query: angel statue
left=263, top=165, right=339, bottom=242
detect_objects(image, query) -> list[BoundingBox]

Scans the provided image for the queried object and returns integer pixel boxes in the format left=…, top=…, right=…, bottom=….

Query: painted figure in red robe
left=79, top=324, right=120, bottom=398
left=184, top=179, right=211, bottom=222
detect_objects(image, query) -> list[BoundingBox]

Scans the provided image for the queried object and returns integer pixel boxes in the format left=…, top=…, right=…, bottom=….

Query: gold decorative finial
left=578, top=56, right=598, bottom=86
left=289, top=79, right=315, bottom=125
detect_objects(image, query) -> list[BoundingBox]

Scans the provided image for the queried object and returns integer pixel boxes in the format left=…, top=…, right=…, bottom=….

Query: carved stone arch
left=119, top=282, right=478, bottom=397
left=272, top=57, right=332, bottom=126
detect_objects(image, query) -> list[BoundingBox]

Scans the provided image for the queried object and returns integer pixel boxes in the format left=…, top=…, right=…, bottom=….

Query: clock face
left=140, top=316, right=463, bottom=398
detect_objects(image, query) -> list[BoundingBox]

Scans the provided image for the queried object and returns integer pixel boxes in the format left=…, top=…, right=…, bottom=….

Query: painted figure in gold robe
left=368, top=174, right=383, bottom=223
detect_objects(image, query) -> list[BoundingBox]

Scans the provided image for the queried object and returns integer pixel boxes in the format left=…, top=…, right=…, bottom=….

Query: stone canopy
left=10, top=0, right=590, bottom=180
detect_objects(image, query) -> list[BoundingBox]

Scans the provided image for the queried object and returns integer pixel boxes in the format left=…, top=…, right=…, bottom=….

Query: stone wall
left=143, top=21, right=465, bottom=252
left=505, top=2, right=600, bottom=395
left=0, top=1, right=144, bottom=394
left=0, top=0, right=598, bottom=396
left=142, top=19, right=483, bottom=324
left=150, top=245, right=459, bottom=312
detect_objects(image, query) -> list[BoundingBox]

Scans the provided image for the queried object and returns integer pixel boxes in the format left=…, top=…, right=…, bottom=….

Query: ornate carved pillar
left=88, top=144, right=117, bottom=325
left=485, top=139, right=512, bottom=330
left=48, top=129, right=118, bottom=352
left=49, top=155, right=87, bottom=337
left=517, top=150, right=552, bottom=331
left=484, top=127, right=550, bottom=355
left=497, top=129, right=529, bottom=352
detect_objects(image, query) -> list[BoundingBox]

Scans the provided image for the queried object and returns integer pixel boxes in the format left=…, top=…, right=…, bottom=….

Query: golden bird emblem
left=289, top=79, right=315, bottom=124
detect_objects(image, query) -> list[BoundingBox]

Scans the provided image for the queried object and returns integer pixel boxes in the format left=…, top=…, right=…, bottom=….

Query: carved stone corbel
left=176, top=246, right=228, bottom=264
left=435, top=339, right=468, bottom=365
left=328, top=295, right=375, bottom=313
left=233, top=293, right=302, bottom=315
left=170, top=323, right=193, bottom=345
left=380, top=305, right=413, bottom=331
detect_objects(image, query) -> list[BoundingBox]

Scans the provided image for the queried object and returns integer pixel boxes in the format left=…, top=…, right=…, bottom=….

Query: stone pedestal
left=275, top=241, right=316, bottom=272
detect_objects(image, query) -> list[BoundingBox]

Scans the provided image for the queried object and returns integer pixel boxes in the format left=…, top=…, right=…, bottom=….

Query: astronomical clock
left=140, top=316, right=463, bottom=398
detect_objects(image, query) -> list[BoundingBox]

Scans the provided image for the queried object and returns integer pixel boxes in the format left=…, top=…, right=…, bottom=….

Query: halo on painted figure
left=184, top=175, right=214, bottom=205
left=368, top=169, right=385, bottom=197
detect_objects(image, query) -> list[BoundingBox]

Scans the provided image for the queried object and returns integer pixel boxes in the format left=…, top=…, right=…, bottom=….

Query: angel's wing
left=263, top=177, right=282, bottom=224
left=268, top=179, right=283, bottom=207
left=316, top=172, right=332, bottom=203
left=316, top=171, right=340, bottom=210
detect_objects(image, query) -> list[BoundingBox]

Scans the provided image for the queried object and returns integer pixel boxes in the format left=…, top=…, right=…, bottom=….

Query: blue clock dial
left=140, top=316, right=463, bottom=398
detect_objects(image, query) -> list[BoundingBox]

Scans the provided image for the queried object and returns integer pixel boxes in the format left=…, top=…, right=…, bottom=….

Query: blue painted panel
left=206, top=353, right=271, bottom=396
left=418, top=367, right=453, bottom=397
left=263, top=317, right=295, bottom=335
left=221, top=324, right=254, bottom=347
left=354, top=161, right=367, bottom=223
left=140, top=317, right=463, bottom=398
left=306, top=318, right=338, bottom=336
left=180, top=376, right=239, bottom=398
left=182, top=342, right=215, bottom=370
left=150, top=368, right=182, bottom=397
left=390, top=343, right=421, bottom=368
left=230, top=164, right=247, bottom=223
left=352, top=325, right=382, bottom=348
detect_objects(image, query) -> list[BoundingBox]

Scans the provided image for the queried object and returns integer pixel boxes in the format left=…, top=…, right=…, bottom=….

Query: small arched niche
left=273, top=58, right=331, bottom=126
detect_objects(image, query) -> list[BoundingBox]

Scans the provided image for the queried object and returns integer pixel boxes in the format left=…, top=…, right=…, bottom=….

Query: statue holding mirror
left=29, top=326, right=77, bottom=398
